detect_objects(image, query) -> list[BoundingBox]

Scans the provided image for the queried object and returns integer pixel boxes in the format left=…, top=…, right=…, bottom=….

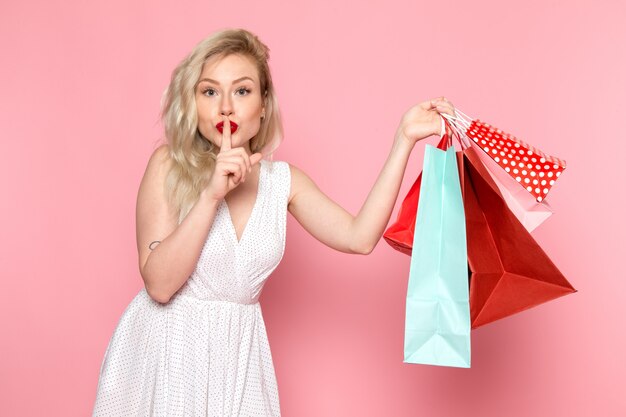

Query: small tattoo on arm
left=149, top=240, right=161, bottom=250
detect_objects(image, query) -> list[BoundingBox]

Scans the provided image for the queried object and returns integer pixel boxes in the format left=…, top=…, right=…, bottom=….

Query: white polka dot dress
left=93, top=159, right=290, bottom=416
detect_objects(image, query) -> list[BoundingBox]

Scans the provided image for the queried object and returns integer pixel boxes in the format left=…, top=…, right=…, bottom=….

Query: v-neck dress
left=92, top=159, right=290, bottom=417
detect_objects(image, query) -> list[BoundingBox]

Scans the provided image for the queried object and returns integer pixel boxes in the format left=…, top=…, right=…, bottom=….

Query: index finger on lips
left=220, top=115, right=232, bottom=153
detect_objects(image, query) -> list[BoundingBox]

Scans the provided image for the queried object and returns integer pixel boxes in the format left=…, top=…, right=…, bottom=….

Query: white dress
left=93, top=159, right=290, bottom=416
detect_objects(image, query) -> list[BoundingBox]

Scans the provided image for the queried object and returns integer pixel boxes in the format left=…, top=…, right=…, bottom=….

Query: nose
left=220, top=95, right=233, bottom=116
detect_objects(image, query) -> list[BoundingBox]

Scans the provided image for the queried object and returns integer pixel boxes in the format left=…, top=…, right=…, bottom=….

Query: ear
left=262, top=92, right=267, bottom=117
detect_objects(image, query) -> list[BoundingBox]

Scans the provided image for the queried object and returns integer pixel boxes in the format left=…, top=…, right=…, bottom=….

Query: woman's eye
left=201, top=87, right=250, bottom=96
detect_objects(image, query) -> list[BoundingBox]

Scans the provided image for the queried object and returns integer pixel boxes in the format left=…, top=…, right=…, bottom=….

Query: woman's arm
left=137, top=119, right=261, bottom=303
left=288, top=98, right=454, bottom=255
left=136, top=144, right=221, bottom=303
left=288, top=136, right=412, bottom=255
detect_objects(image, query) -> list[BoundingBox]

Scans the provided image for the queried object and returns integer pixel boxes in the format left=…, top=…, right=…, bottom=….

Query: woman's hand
left=203, top=115, right=264, bottom=202
left=394, top=97, right=456, bottom=147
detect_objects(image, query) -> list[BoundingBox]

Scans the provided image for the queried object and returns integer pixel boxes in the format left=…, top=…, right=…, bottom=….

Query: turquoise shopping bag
left=403, top=145, right=471, bottom=368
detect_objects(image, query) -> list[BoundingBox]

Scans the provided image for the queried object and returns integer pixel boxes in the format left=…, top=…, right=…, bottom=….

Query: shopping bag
left=441, top=111, right=557, bottom=232
left=404, top=144, right=471, bottom=368
left=460, top=145, right=576, bottom=328
left=383, top=135, right=449, bottom=255
left=443, top=108, right=566, bottom=203
left=385, top=116, right=575, bottom=329
left=469, top=144, right=554, bottom=232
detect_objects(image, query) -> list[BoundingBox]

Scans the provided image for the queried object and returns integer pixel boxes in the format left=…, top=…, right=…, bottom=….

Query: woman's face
left=195, top=53, right=265, bottom=153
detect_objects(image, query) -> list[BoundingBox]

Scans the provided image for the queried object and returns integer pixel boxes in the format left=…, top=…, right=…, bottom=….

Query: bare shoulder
left=284, top=161, right=361, bottom=254
left=138, top=143, right=175, bottom=215
left=286, top=162, right=319, bottom=207
left=142, top=144, right=175, bottom=187
left=136, top=143, right=177, bottom=276
left=149, top=143, right=173, bottom=169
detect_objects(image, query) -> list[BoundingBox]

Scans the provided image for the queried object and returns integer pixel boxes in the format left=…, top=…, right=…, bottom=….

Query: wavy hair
left=159, top=28, right=284, bottom=224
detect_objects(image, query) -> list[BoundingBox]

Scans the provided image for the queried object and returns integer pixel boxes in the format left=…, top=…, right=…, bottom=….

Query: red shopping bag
left=384, top=119, right=576, bottom=328
left=443, top=109, right=566, bottom=203
left=383, top=135, right=449, bottom=255
left=460, top=146, right=576, bottom=328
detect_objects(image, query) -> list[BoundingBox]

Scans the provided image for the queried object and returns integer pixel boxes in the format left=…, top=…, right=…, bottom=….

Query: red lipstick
left=216, top=121, right=238, bottom=134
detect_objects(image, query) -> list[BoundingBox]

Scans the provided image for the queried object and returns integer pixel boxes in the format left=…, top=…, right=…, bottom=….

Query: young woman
left=92, top=28, right=455, bottom=416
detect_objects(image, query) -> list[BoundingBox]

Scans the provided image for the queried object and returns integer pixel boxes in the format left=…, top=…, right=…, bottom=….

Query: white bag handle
left=438, top=114, right=446, bottom=138
left=441, top=109, right=474, bottom=149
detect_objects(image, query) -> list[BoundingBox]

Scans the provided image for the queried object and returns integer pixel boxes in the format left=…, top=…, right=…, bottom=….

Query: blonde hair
left=159, top=28, right=284, bottom=224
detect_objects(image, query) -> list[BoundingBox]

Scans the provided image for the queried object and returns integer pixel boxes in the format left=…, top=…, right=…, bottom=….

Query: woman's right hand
left=203, top=115, right=264, bottom=202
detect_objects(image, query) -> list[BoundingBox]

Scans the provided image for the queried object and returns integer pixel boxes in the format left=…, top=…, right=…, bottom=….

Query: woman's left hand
left=394, top=97, right=456, bottom=147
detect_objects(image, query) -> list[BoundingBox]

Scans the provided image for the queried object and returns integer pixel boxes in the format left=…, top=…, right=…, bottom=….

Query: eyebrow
left=198, top=76, right=255, bottom=85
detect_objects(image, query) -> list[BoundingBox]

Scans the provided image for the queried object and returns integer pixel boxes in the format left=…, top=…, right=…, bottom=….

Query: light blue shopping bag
left=403, top=145, right=471, bottom=368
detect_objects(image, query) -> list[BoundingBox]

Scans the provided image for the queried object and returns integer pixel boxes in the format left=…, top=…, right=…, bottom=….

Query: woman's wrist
left=200, top=188, right=222, bottom=208
left=391, top=132, right=415, bottom=160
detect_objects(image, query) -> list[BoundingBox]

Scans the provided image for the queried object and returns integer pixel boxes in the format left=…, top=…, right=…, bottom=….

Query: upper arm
left=136, top=144, right=178, bottom=277
left=287, top=163, right=365, bottom=254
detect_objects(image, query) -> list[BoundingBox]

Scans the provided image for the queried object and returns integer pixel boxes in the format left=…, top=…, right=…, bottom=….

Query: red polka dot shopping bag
left=444, top=108, right=566, bottom=203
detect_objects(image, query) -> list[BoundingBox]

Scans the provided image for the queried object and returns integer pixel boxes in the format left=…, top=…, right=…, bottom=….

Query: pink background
left=1, top=0, right=624, bottom=415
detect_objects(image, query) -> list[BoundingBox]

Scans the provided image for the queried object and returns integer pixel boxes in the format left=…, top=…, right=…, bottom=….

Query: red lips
left=216, top=121, right=238, bottom=134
